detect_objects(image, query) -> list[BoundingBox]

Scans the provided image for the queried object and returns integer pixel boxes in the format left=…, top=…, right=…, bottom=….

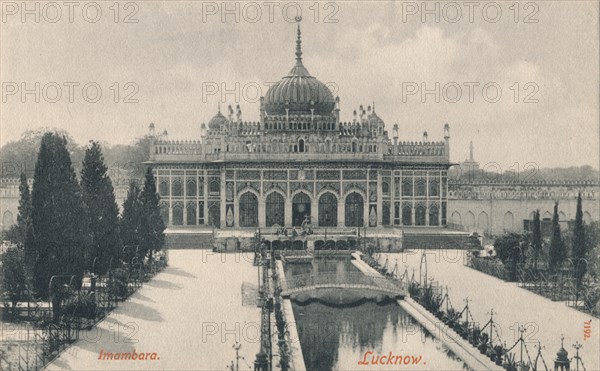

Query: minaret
left=469, top=140, right=474, bottom=162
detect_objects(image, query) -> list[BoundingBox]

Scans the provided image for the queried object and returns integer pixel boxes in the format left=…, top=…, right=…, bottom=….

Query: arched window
left=197, top=179, right=204, bottom=197
left=429, top=179, right=439, bottom=197
left=318, top=192, right=338, bottom=227
left=402, top=205, right=412, bottom=225
left=172, top=203, right=183, bottom=225
left=266, top=192, right=285, bottom=227
left=382, top=203, right=391, bottom=226
left=429, top=205, right=439, bottom=226
left=345, top=192, right=364, bottom=227
left=209, top=179, right=220, bottom=195
left=478, top=211, right=489, bottom=231
left=186, top=202, right=196, bottom=225
left=239, top=192, right=258, bottom=227
left=382, top=182, right=390, bottom=195
left=159, top=179, right=169, bottom=196
left=415, top=178, right=426, bottom=197
left=172, top=177, right=183, bottom=197
left=415, top=204, right=426, bottom=225
left=186, top=178, right=196, bottom=197
left=352, top=141, right=358, bottom=153
left=298, top=139, right=305, bottom=153
left=451, top=211, right=461, bottom=225
left=465, top=211, right=475, bottom=229
left=402, top=179, right=412, bottom=197
left=292, top=192, right=311, bottom=226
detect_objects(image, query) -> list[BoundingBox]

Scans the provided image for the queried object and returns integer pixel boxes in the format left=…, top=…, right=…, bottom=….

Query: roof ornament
left=295, top=16, right=303, bottom=67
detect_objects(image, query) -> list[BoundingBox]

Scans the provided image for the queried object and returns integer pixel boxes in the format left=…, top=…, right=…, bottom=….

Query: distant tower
left=461, top=140, right=480, bottom=173
left=469, top=141, right=474, bottom=162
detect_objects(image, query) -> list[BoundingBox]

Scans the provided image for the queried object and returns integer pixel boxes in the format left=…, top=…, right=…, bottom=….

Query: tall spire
left=469, top=140, right=474, bottom=161
left=288, top=16, right=310, bottom=76
left=295, top=16, right=303, bottom=67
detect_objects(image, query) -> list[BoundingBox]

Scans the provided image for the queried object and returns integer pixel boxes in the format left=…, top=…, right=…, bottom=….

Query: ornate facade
left=147, top=24, right=451, bottom=232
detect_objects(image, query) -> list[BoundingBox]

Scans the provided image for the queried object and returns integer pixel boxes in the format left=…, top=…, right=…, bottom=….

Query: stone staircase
left=164, top=232, right=214, bottom=249
left=402, top=232, right=479, bottom=250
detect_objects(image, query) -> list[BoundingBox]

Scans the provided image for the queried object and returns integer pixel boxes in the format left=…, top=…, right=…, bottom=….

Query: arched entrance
left=239, top=192, right=258, bottom=227
left=345, top=192, right=364, bottom=227
left=292, top=192, right=311, bottom=226
left=266, top=192, right=285, bottom=227
left=318, top=192, right=337, bottom=227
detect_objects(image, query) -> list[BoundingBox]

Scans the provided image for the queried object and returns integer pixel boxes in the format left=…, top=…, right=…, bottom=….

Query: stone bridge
left=280, top=272, right=405, bottom=299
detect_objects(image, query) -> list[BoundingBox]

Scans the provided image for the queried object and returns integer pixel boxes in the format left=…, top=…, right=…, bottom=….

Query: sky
left=1, top=1, right=599, bottom=170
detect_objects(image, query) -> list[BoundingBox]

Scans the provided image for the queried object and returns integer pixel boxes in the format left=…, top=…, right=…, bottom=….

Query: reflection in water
left=287, top=257, right=469, bottom=370
left=293, top=301, right=469, bottom=371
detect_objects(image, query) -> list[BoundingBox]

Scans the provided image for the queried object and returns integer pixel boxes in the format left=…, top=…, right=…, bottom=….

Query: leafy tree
left=139, top=167, right=165, bottom=260
left=584, top=222, right=599, bottom=279
left=0, top=128, right=84, bottom=179
left=494, top=232, right=528, bottom=281
left=30, top=133, right=90, bottom=298
left=493, top=233, right=521, bottom=264
left=5, top=173, right=31, bottom=244
left=120, top=181, right=143, bottom=263
left=531, top=210, right=542, bottom=270
left=1, top=245, right=27, bottom=316
left=81, top=142, right=122, bottom=275
left=548, top=201, right=567, bottom=272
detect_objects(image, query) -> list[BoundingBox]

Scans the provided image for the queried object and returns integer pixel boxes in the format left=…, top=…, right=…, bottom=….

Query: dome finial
left=217, top=101, right=221, bottom=113
left=295, top=16, right=303, bottom=67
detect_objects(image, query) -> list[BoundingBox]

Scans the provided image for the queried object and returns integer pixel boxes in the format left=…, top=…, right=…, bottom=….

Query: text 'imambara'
left=147, top=23, right=451, bottom=239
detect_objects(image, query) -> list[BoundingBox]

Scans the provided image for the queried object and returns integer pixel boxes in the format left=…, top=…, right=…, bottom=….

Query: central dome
left=263, top=24, right=335, bottom=116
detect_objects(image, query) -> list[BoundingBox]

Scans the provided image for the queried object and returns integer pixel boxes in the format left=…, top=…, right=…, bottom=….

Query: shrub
left=108, top=268, right=129, bottom=300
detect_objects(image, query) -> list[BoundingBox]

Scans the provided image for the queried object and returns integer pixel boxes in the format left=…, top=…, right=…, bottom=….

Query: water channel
left=285, top=257, right=470, bottom=370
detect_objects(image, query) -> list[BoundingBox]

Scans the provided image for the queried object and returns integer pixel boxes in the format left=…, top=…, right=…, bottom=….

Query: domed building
left=148, top=22, right=452, bottom=250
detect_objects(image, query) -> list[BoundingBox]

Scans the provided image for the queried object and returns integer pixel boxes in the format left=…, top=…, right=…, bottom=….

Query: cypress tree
left=532, top=210, right=542, bottom=270
left=572, top=193, right=586, bottom=289
left=120, top=181, right=143, bottom=263
left=81, top=142, right=122, bottom=275
left=548, top=201, right=567, bottom=272
left=5, top=172, right=31, bottom=245
left=31, top=133, right=90, bottom=297
left=139, top=167, right=165, bottom=260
